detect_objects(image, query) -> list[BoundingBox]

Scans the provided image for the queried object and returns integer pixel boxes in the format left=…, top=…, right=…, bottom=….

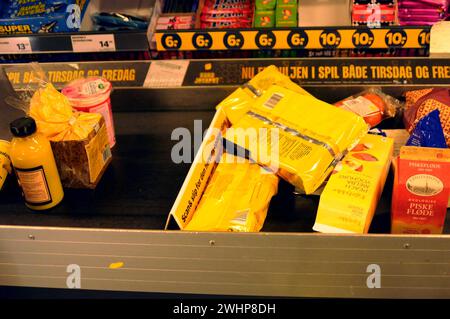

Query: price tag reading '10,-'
left=71, top=34, right=116, bottom=52
left=0, top=37, right=32, bottom=53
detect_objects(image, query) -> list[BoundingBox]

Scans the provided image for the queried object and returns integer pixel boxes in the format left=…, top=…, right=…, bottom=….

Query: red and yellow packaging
left=314, top=134, right=394, bottom=234
left=391, top=146, right=450, bottom=234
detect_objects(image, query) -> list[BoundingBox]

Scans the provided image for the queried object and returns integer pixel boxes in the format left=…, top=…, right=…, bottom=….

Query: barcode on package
left=231, top=210, right=249, bottom=225
left=343, top=99, right=361, bottom=107
left=103, top=145, right=112, bottom=162
left=263, top=93, right=284, bottom=109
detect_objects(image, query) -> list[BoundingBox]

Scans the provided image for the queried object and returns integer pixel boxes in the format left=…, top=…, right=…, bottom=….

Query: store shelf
left=155, top=26, right=431, bottom=51
left=0, top=31, right=150, bottom=54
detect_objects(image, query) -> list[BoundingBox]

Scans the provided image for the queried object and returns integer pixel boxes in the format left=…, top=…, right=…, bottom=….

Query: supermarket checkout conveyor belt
left=0, top=92, right=449, bottom=298
left=1, top=110, right=447, bottom=233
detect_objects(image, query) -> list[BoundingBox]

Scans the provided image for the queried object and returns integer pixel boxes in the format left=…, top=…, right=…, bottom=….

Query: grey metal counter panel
left=0, top=226, right=449, bottom=298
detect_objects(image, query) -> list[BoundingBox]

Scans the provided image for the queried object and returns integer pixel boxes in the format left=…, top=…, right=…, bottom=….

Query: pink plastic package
left=61, top=77, right=116, bottom=148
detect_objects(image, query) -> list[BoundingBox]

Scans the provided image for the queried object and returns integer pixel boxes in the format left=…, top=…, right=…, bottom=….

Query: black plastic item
left=0, top=69, right=25, bottom=140
left=92, top=12, right=148, bottom=31
left=10, top=117, right=37, bottom=138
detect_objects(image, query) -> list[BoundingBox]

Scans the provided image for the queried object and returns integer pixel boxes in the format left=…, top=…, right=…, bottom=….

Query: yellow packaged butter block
left=185, top=153, right=279, bottom=232
left=313, top=134, right=394, bottom=234
left=225, top=84, right=369, bottom=194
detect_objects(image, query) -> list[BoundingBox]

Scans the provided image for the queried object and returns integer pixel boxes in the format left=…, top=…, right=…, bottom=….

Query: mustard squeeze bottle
left=10, top=117, right=64, bottom=210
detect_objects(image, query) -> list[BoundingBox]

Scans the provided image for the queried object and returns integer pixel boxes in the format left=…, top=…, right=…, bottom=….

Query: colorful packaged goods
left=0, top=0, right=90, bottom=34
left=254, top=10, right=275, bottom=27
left=256, top=0, right=277, bottom=10
left=314, top=134, right=394, bottom=234
left=398, top=0, right=449, bottom=26
left=391, top=146, right=450, bottom=234
left=222, top=66, right=369, bottom=194
left=184, top=153, right=279, bottom=232
left=29, top=83, right=112, bottom=189
left=201, top=0, right=254, bottom=29
left=276, top=2, right=298, bottom=27
left=404, top=88, right=450, bottom=147
left=352, top=1, right=397, bottom=26
left=334, top=88, right=401, bottom=128
left=156, top=14, right=196, bottom=30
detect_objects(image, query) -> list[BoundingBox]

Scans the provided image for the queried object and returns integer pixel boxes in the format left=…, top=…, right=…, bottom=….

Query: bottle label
left=15, top=166, right=52, bottom=206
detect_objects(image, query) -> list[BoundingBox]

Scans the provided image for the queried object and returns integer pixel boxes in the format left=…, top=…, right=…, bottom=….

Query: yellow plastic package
left=30, top=84, right=102, bottom=141
left=29, top=83, right=112, bottom=189
left=217, top=65, right=312, bottom=125
left=314, top=134, right=394, bottom=234
left=185, top=154, right=279, bottom=232
left=224, top=81, right=369, bottom=194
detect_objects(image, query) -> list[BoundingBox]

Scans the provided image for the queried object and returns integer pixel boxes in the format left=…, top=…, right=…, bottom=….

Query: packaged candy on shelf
left=254, top=10, right=275, bottom=27
left=156, top=14, right=195, bottom=30
left=184, top=153, right=279, bottom=232
left=334, top=88, right=402, bottom=128
left=352, top=3, right=397, bottom=26
left=256, top=0, right=277, bottom=11
left=404, top=88, right=450, bottom=147
left=201, top=0, right=254, bottom=29
left=391, top=146, right=450, bottom=234
left=276, top=2, right=298, bottom=27
left=398, top=0, right=449, bottom=26
left=314, top=134, right=394, bottom=234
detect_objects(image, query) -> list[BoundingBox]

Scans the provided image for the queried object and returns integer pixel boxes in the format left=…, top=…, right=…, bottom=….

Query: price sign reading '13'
left=155, top=27, right=430, bottom=51
left=0, top=37, right=32, bottom=54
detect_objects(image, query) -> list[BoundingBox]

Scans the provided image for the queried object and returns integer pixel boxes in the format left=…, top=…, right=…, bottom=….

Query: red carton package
left=391, top=146, right=450, bottom=234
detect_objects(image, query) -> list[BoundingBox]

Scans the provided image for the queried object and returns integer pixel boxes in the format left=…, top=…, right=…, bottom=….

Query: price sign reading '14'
left=155, top=27, right=430, bottom=51
left=71, top=34, right=116, bottom=52
left=0, top=37, right=32, bottom=54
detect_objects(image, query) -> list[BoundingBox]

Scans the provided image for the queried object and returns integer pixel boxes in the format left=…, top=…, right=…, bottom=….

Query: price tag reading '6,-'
left=71, top=34, right=116, bottom=52
left=0, top=37, right=32, bottom=54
